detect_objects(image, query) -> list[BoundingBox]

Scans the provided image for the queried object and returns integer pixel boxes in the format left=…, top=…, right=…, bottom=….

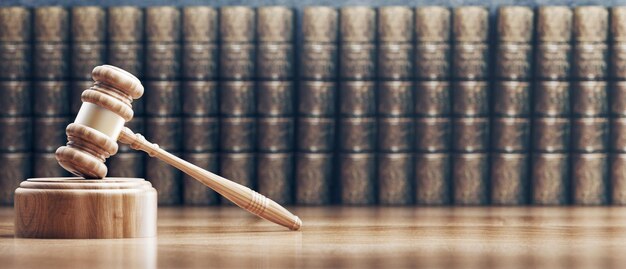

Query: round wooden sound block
left=14, top=177, right=157, bottom=239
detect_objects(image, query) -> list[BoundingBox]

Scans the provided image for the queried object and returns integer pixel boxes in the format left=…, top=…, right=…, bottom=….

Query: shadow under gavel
left=55, top=65, right=301, bottom=231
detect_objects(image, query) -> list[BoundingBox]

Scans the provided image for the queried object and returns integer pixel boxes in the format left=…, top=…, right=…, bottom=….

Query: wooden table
left=1, top=206, right=626, bottom=268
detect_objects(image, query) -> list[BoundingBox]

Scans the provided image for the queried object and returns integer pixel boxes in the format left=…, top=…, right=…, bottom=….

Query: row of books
left=1, top=5, right=626, bottom=206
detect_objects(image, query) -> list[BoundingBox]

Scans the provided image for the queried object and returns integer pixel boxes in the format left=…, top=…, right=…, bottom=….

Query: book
left=107, top=153, right=144, bottom=178
left=70, top=81, right=91, bottom=115
left=296, top=7, right=338, bottom=205
left=182, top=117, right=219, bottom=153
left=219, top=152, right=255, bottom=205
left=415, top=6, right=451, bottom=81
left=32, top=117, right=69, bottom=153
left=0, top=117, right=31, bottom=153
left=339, top=153, right=376, bottom=205
left=295, top=152, right=333, bottom=205
left=258, top=81, right=294, bottom=116
left=220, top=117, right=255, bottom=153
left=256, top=7, right=295, bottom=204
left=257, top=117, right=294, bottom=153
left=378, top=81, right=413, bottom=117
left=181, top=6, right=220, bottom=205
left=145, top=6, right=181, bottom=81
left=182, top=152, right=218, bottom=205
left=452, top=7, right=489, bottom=81
left=495, top=7, right=533, bottom=81
left=0, top=84, right=31, bottom=147
left=0, top=8, right=31, bottom=205
left=145, top=117, right=182, bottom=152
left=571, top=6, right=609, bottom=205
left=220, top=6, right=255, bottom=80
left=452, top=153, right=489, bottom=205
left=378, top=117, right=413, bottom=153
left=378, top=7, right=413, bottom=81
left=451, top=7, right=489, bottom=205
left=414, top=7, right=452, bottom=205
left=415, top=117, right=451, bottom=153
left=33, top=153, right=70, bottom=178
left=108, top=7, right=144, bottom=79
left=0, top=153, right=31, bottom=205
left=378, top=153, right=413, bottom=205
left=339, top=7, right=376, bottom=80
left=572, top=153, right=609, bottom=205
left=532, top=6, right=573, bottom=205
left=451, top=117, right=489, bottom=153
left=257, top=153, right=293, bottom=204
left=33, top=7, right=70, bottom=178
left=531, top=153, right=569, bottom=204
left=611, top=153, right=626, bottom=204
left=493, top=81, right=531, bottom=117
left=33, top=7, right=69, bottom=81
left=145, top=153, right=182, bottom=205
left=70, top=7, right=105, bottom=81
left=339, top=81, right=376, bottom=117
left=219, top=3, right=256, bottom=185
left=0, top=7, right=31, bottom=81
left=490, top=153, right=528, bottom=205
left=415, top=153, right=450, bottom=205
left=611, top=7, right=626, bottom=205
left=182, top=6, right=218, bottom=81
left=339, top=117, right=376, bottom=153
left=491, top=117, right=530, bottom=154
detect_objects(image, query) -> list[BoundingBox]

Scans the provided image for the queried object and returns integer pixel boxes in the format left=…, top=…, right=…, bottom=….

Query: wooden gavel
left=55, top=65, right=301, bottom=231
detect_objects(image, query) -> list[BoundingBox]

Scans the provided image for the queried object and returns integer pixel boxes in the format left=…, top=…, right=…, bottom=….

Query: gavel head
left=55, top=65, right=143, bottom=179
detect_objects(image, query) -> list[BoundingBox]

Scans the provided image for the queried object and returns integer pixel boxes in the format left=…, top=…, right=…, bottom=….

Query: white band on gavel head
left=74, top=102, right=126, bottom=140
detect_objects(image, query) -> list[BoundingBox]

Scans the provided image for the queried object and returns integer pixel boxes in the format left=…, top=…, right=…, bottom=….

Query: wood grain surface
left=14, top=178, right=157, bottom=239
left=1, top=206, right=626, bottom=268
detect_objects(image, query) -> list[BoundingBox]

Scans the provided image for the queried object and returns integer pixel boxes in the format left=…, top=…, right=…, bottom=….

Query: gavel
left=55, top=65, right=302, bottom=231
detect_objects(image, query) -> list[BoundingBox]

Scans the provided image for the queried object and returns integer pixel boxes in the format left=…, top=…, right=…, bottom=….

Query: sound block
left=14, top=177, right=157, bottom=239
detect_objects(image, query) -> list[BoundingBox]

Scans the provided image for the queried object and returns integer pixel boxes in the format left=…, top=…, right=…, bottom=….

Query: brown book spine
left=181, top=7, right=219, bottom=205
left=32, top=7, right=70, bottom=179
left=182, top=153, right=218, bottom=205
left=219, top=6, right=256, bottom=205
left=571, top=6, right=609, bottom=205
left=414, top=6, right=451, bottom=205
left=491, top=6, right=533, bottom=205
left=144, top=6, right=182, bottom=205
left=256, top=7, right=294, bottom=204
left=612, top=7, right=626, bottom=204
left=0, top=7, right=31, bottom=81
left=0, top=8, right=32, bottom=205
left=451, top=6, right=489, bottom=205
left=377, top=7, right=414, bottom=205
left=107, top=7, right=144, bottom=181
left=532, top=6, right=573, bottom=205
left=338, top=6, right=376, bottom=205
left=296, top=7, right=338, bottom=205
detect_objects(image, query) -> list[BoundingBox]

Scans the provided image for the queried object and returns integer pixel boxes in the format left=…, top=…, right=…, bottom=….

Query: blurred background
left=0, top=1, right=626, bottom=207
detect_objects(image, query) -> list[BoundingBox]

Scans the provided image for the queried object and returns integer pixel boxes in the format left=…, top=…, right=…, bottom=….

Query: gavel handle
left=118, top=127, right=302, bottom=231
